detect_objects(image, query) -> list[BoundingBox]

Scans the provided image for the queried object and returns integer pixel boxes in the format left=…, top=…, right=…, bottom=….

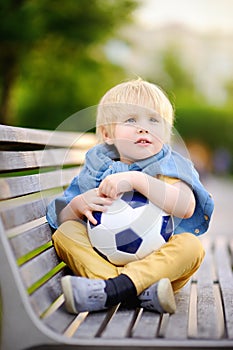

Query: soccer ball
left=87, top=191, right=174, bottom=266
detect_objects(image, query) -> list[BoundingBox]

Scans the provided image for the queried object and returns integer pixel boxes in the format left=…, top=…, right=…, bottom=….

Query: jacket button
left=195, top=229, right=200, bottom=234
left=204, top=215, right=209, bottom=221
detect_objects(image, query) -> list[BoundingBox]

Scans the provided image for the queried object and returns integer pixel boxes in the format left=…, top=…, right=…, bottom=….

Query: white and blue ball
left=87, top=191, right=174, bottom=266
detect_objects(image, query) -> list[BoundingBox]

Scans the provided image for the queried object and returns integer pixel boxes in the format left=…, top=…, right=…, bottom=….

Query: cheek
left=114, top=139, right=131, bottom=151
left=114, top=126, right=132, bottom=141
left=151, top=124, right=166, bottom=141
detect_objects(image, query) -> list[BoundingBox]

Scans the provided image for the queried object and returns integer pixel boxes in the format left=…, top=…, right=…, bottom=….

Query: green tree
left=161, top=45, right=195, bottom=92
left=150, top=45, right=201, bottom=107
left=0, top=0, right=139, bottom=127
left=224, top=78, right=233, bottom=107
left=148, top=45, right=233, bottom=166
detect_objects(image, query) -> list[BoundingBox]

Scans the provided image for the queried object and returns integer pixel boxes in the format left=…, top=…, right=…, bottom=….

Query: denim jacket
left=46, top=143, right=214, bottom=235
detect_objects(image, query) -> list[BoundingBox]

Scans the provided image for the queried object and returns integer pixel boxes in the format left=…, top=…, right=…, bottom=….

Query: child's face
left=103, top=106, right=167, bottom=164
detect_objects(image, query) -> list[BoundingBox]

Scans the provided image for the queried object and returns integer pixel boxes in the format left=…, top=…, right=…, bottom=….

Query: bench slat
left=63, top=312, right=89, bottom=338
left=20, top=248, right=61, bottom=289
left=0, top=192, right=60, bottom=229
left=0, top=124, right=96, bottom=149
left=43, top=303, right=78, bottom=334
left=164, top=282, right=191, bottom=339
left=73, top=310, right=114, bottom=339
left=195, top=241, right=220, bottom=339
left=214, top=238, right=233, bottom=339
left=29, top=271, right=65, bottom=317
left=101, top=308, right=138, bottom=339
left=10, top=222, right=52, bottom=259
left=0, top=149, right=86, bottom=171
left=131, top=309, right=160, bottom=339
left=0, top=167, right=80, bottom=200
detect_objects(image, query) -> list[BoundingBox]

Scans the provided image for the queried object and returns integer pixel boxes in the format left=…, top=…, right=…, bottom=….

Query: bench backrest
left=0, top=124, right=96, bottom=336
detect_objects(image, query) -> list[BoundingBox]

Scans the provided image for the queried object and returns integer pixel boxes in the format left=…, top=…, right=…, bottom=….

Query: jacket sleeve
left=46, top=175, right=81, bottom=229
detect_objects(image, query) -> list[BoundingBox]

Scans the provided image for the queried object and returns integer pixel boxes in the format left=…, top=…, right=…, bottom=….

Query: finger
left=99, top=184, right=116, bottom=199
left=84, top=210, right=97, bottom=225
left=91, top=203, right=110, bottom=212
left=99, top=197, right=114, bottom=205
left=108, top=188, right=118, bottom=200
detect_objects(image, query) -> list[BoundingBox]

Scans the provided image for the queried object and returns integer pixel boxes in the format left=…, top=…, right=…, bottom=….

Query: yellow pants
left=52, top=220, right=205, bottom=295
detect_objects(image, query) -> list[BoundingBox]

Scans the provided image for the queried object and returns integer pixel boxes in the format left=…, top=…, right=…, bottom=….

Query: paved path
left=203, top=175, right=233, bottom=239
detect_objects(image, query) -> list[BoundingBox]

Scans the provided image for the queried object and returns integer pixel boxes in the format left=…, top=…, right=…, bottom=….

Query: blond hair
left=96, top=78, right=174, bottom=143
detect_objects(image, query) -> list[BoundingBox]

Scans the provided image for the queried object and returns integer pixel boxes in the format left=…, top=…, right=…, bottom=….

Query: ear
left=102, top=127, right=114, bottom=145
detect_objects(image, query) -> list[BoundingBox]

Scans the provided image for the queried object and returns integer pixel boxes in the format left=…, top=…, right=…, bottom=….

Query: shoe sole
left=61, top=276, right=78, bottom=314
left=157, top=278, right=176, bottom=314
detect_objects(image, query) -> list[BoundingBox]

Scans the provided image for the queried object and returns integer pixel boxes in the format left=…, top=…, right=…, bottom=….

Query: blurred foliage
left=0, top=0, right=139, bottom=129
left=0, top=1, right=232, bottom=172
left=148, top=46, right=233, bottom=172
left=176, top=105, right=233, bottom=174
left=176, top=106, right=233, bottom=153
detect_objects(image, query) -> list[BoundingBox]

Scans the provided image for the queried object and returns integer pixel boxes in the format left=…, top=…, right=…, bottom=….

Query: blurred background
left=0, top=0, right=233, bottom=179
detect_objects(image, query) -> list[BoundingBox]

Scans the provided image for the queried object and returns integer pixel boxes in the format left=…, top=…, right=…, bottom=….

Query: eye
left=149, top=116, right=159, bottom=123
left=125, top=117, right=136, bottom=124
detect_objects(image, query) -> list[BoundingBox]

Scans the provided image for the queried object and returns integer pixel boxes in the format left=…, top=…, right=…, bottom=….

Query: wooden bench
left=1, top=123, right=233, bottom=350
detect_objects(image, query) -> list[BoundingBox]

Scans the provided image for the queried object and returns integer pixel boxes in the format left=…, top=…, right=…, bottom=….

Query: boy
left=46, top=78, right=214, bottom=314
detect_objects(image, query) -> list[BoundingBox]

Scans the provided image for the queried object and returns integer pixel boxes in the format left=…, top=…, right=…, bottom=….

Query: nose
left=136, top=126, right=148, bottom=134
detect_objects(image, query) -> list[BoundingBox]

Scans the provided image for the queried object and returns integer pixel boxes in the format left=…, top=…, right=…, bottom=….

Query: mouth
left=135, top=138, right=152, bottom=145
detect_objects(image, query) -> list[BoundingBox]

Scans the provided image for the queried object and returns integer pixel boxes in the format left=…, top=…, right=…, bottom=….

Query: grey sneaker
left=61, top=276, right=107, bottom=313
left=138, top=278, right=176, bottom=314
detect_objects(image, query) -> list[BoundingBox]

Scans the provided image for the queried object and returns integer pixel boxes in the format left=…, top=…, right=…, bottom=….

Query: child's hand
left=70, top=189, right=113, bottom=225
left=99, top=172, right=135, bottom=199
